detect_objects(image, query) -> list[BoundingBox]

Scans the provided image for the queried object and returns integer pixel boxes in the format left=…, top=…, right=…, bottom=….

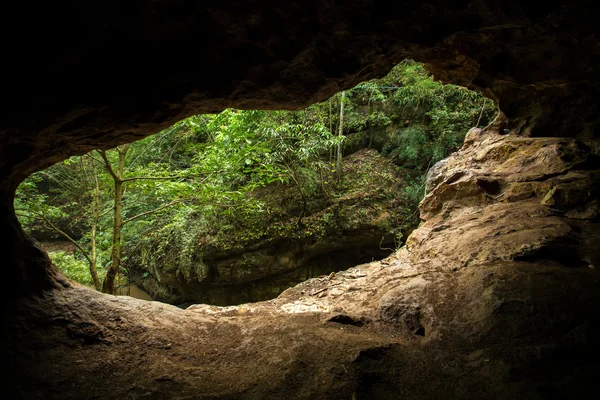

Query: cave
left=1, top=1, right=599, bottom=399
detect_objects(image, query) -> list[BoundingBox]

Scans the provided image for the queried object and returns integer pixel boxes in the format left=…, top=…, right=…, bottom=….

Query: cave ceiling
left=1, top=3, right=600, bottom=396
left=1, top=0, right=598, bottom=190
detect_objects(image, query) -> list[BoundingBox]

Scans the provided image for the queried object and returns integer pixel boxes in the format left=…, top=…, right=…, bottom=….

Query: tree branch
left=121, top=199, right=183, bottom=226
left=476, top=98, right=488, bottom=127
left=16, top=211, right=93, bottom=266
left=86, top=153, right=105, bottom=166
left=98, top=150, right=118, bottom=181
left=121, top=175, right=187, bottom=183
left=120, top=172, right=216, bottom=183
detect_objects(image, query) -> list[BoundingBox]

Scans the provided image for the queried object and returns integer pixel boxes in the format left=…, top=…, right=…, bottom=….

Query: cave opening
left=2, top=2, right=600, bottom=398
left=14, top=60, right=496, bottom=307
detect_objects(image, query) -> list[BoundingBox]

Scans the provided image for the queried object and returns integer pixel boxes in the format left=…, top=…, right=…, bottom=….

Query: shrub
left=49, top=251, right=105, bottom=287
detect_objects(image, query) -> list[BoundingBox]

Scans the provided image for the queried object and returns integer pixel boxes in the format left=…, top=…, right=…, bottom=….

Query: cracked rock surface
left=3, top=126, right=598, bottom=399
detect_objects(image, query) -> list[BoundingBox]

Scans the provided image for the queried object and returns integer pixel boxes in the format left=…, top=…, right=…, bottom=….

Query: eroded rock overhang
left=0, top=1, right=598, bottom=294
left=1, top=1, right=599, bottom=187
left=1, top=2, right=600, bottom=397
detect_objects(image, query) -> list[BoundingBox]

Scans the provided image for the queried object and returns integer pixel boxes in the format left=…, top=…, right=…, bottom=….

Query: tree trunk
left=367, top=91, right=374, bottom=149
left=97, top=144, right=184, bottom=293
left=89, top=157, right=101, bottom=290
left=101, top=144, right=129, bottom=294
left=336, top=91, right=345, bottom=181
left=102, top=179, right=122, bottom=293
left=329, top=97, right=333, bottom=163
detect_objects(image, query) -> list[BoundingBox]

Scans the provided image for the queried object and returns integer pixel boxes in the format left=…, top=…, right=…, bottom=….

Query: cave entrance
left=14, top=60, right=496, bottom=307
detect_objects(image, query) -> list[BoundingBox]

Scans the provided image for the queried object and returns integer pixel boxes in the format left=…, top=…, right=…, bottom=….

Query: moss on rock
left=137, top=149, right=415, bottom=305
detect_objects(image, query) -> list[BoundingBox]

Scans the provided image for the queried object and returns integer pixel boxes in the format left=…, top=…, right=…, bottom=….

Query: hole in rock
left=14, top=60, right=496, bottom=307
left=478, top=178, right=503, bottom=195
left=326, top=313, right=370, bottom=327
left=413, top=326, right=426, bottom=336
left=514, top=246, right=590, bottom=268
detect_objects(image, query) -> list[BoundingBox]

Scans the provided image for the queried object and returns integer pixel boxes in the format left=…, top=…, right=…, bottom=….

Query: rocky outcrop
left=3, top=125, right=599, bottom=398
left=279, top=125, right=600, bottom=334
left=136, top=149, right=406, bottom=305
left=1, top=1, right=600, bottom=398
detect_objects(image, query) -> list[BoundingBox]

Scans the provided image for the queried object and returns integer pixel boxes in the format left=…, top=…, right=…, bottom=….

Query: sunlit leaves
left=16, top=59, right=498, bottom=285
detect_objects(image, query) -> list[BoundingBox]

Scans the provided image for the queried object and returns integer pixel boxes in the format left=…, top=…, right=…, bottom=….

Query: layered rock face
left=1, top=1, right=599, bottom=398
left=277, top=123, right=600, bottom=339
left=136, top=149, right=403, bottom=305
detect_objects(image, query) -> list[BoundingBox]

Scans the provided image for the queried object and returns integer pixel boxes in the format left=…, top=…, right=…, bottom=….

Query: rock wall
left=136, top=149, right=404, bottom=305
left=3, top=124, right=598, bottom=398
left=2, top=1, right=600, bottom=297
left=1, top=1, right=597, bottom=298
left=1, top=1, right=599, bottom=398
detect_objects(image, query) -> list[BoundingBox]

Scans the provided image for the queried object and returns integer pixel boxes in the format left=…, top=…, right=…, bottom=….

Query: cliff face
left=135, top=149, right=406, bottom=305
left=1, top=1, right=599, bottom=398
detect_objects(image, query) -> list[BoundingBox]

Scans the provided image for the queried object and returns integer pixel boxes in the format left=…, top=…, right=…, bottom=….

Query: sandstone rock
left=1, top=2, right=600, bottom=398
left=3, top=121, right=600, bottom=400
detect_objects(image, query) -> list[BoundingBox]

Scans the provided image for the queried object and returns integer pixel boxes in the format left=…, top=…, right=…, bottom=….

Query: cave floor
left=0, top=261, right=490, bottom=400
left=3, top=260, right=416, bottom=399
left=4, top=254, right=598, bottom=399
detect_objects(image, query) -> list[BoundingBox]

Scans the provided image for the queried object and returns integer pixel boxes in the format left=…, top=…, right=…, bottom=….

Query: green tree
left=15, top=60, right=496, bottom=291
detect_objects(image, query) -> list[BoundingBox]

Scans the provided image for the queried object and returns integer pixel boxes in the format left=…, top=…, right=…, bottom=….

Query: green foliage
left=138, top=108, right=343, bottom=266
left=398, top=174, right=426, bottom=228
left=14, top=173, right=68, bottom=229
left=379, top=60, right=497, bottom=169
left=49, top=251, right=106, bottom=287
left=16, top=59, right=497, bottom=286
